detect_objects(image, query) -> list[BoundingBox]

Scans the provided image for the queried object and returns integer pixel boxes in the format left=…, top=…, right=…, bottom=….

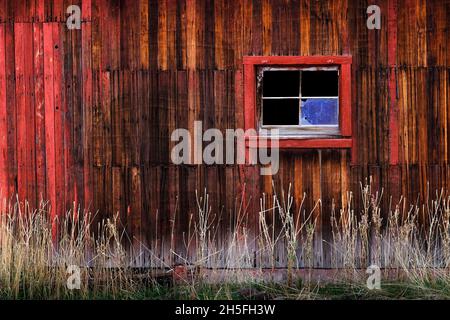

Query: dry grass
left=0, top=178, right=450, bottom=299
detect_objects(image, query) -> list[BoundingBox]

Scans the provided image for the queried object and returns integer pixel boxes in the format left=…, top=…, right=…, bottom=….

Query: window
left=244, top=56, right=352, bottom=149
left=260, top=68, right=339, bottom=131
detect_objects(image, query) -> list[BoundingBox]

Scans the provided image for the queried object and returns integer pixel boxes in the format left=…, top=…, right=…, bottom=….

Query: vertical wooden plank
left=426, top=0, right=446, bottom=67
left=240, top=0, right=252, bottom=59
left=243, top=63, right=254, bottom=132
left=417, top=69, right=428, bottom=165
left=35, top=0, right=45, bottom=22
left=288, top=0, right=300, bottom=56
left=388, top=0, right=399, bottom=165
left=244, top=164, right=259, bottom=266
left=14, top=23, right=27, bottom=202
left=130, top=71, right=140, bottom=165
left=82, top=8, right=93, bottom=211
left=112, top=70, right=124, bottom=166
left=214, top=0, right=224, bottom=70
left=250, top=0, right=262, bottom=55
left=43, top=23, right=57, bottom=235
left=312, top=151, right=322, bottom=267
left=148, top=166, right=161, bottom=266
left=71, top=16, right=85, bottom=213
left=5, top=22, right=16, bottom=199
left=92, top=70, right=102, bottom=167
left=140, top=0, right=150, bottom=69
left=82, top=0, right=92, bottom=21
left=99, top=0, right=111, bottom=71
left=261, top=0, right=271, bottom=56
left=130, top=166, right=143, bottom=250
left=92, top=165, right=105, bottom=226
left=187, top=70, right=198, bottom=163
left=101, top=71, right=112, bottom=166
left=0, top=24, right=7, bottom=200
left=195, top=0, right=205, bottom=70
left=175, top=0, right=187, bottom=69
left=157, top=71, right=169, bottom=164
left=204, top=0, right=215, bottom=70
left=299, top=0, right=310, bottom=56
left=91, top=0, right=101, bottom=71
left=15, top=22, right=36, bottom=206
left=0, top=1, right=8, bottom=23
left=157, top=0, right=168, bottom=70
left=53, top=23, right=65, bottom=218
left=185, top=0, right=196, bottom=70
left=340, top=150, right=349, bottom=210
left=24, top=22, right=36, bottom=207
left=301, top=151, right=320, bottom=267
left=64, top=24, right=75, bottom=215
left=51, top=0, right=64, bottom=22
left=341, top=63, right=352, bottom=137
left=167, top=0, right=177, bottom=70
left=120, top=2, right=140, bottom=70
left=121, top=70, right=130, bottom=166
left=321, top=150, right=341, bottom=268
left=112, top=166, right=125, bottom=226
left=138, top=71, right=149, bottom=166
left=34, top=22, right=46, bottom=203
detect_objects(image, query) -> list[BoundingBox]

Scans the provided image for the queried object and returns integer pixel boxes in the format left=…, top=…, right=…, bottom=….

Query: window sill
left=246, top=137, right=352, bottom=149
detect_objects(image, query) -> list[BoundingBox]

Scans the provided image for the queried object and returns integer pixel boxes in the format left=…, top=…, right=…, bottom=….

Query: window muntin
left=259, top=66, right=340, bottom=137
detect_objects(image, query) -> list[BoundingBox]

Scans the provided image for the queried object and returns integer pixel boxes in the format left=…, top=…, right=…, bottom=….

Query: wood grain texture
left=0, top=0, right=448, bottom=267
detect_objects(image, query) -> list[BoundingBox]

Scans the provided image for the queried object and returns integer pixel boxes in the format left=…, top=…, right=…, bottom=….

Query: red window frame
left=243, top=56, right=352, bottom=149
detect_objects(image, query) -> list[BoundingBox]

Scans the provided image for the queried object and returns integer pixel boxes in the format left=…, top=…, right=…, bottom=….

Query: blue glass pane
left=300, top=98, right=338, bottom=125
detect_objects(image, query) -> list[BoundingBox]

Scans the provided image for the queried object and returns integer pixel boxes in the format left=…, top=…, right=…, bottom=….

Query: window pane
left=300, top=98, right=338, bottom=125
left=301, top=71, right=338, bottom=97
left=263, top=99, right=299, bottom=125
left=263, top=71, right=300, bottom=97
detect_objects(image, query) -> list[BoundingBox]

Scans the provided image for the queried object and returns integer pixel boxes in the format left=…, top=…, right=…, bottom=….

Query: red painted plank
left=82, top=0, right=92, bottom=21
left=82, top=20, right=93, bottom=211
left=243, top=55, right=353, bottom=65
left=340, top=63, right=352, bottom=137
left=0, top=24, right=7, bottom=202
left=14, top=23, right=28, bottom=202
left=14, top=23, right=38, bottom=206
left=246, top=138, right=352, bottom=149
left=52, top=22, right=65, bottom=222
left=351, top=68, right=358, bottom=165
left=24, top=23, right=36, bottom=206
left=0, top=1, right=7, bottom=23
left=64, top=27, right=74, bottom=216
left=35, top=0, right=44, bottom=22
left=34, top=22, right=46, bottom=202
left=5, top=23, right=16, bottom=198
left=243, top=63, right=255, bottom=132
left=43, top=23, right=57, bottom=237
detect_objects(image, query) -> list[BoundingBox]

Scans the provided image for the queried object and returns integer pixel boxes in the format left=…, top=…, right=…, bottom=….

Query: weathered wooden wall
left=0, top=0, right=448, bottom=267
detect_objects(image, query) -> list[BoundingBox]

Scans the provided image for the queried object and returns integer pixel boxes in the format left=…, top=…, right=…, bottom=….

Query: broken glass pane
left=263, top=71, right=300, bottom=97
left=300, top=98, right=338, bottom=125
left=263, top=99, right=299, bottom=125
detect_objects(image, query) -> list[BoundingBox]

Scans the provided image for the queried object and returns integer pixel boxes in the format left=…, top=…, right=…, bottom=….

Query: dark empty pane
left=300, top=98, right=338, bottom=125
left=263, top=99, right=299, bottom=125
left=263, top=71, right=300, bottom=97
left=301, top=71, right=338, bottom=97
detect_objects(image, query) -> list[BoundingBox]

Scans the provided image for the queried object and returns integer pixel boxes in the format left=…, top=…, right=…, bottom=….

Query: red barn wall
left=0, top=0, right=449, bottom=267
